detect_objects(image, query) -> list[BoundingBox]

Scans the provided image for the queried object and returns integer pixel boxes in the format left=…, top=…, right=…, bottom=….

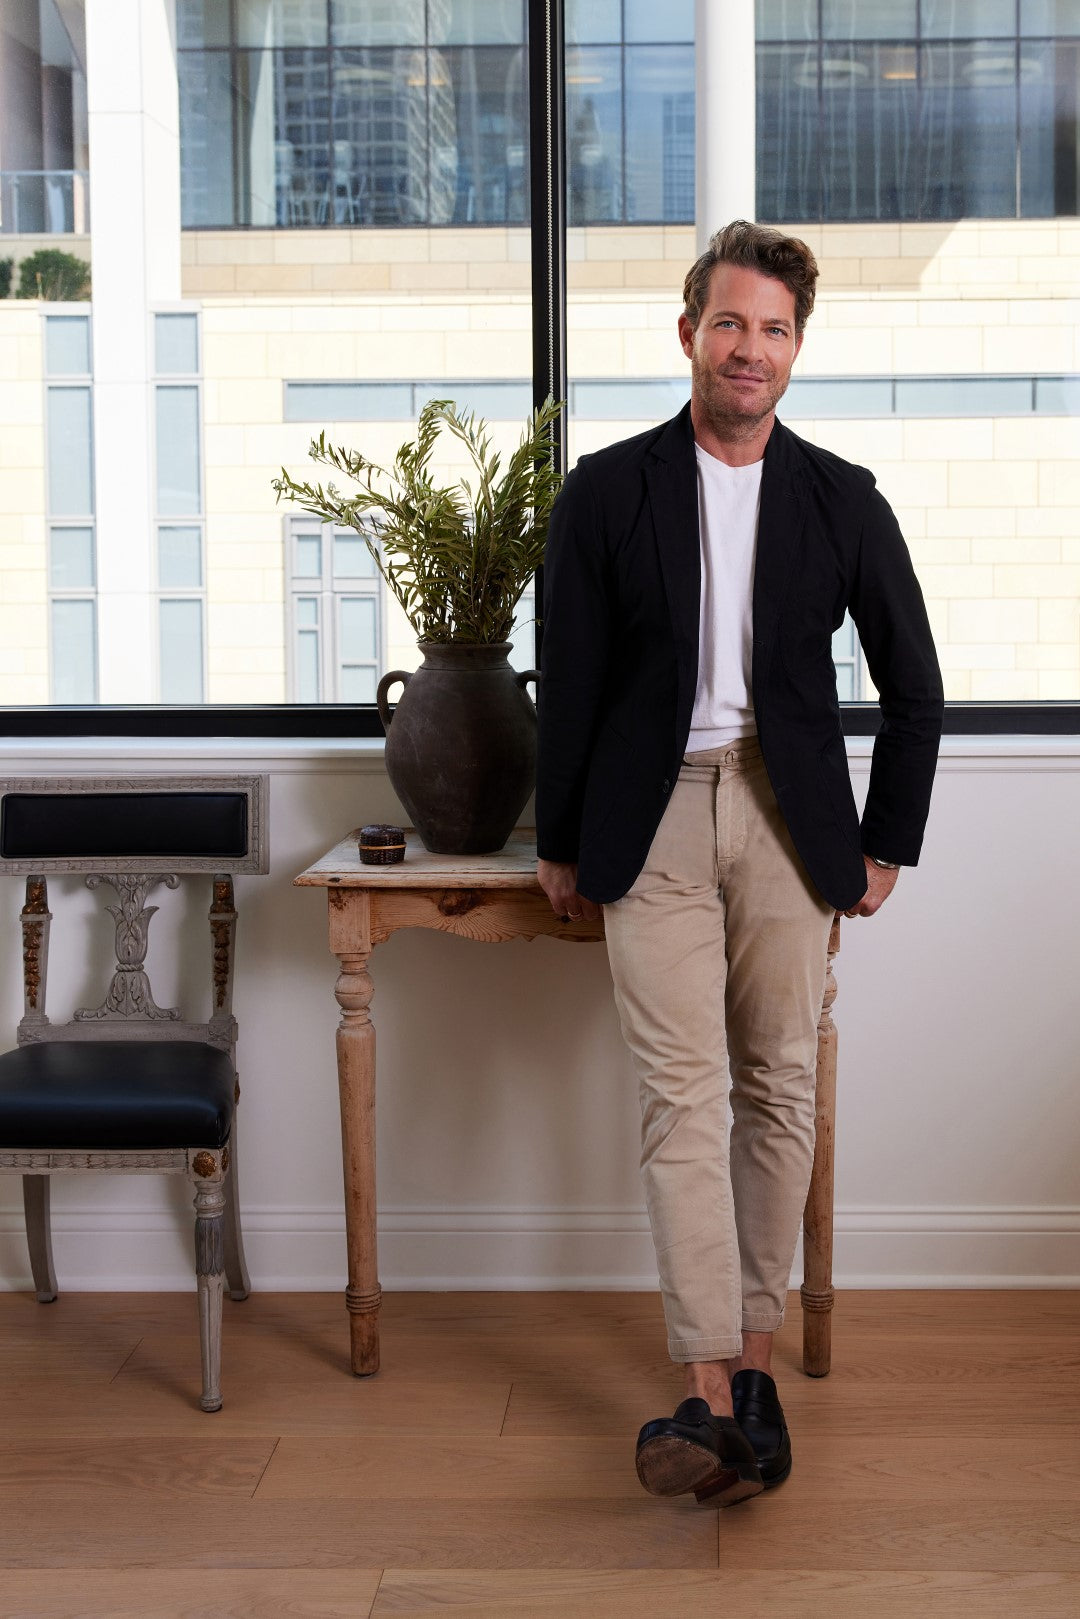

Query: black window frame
left=3, top=0, right=1077, bottom=740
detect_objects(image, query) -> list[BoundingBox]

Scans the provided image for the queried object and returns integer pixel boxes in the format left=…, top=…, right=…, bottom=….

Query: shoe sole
left=636, top=1435, right=764, bottom=1507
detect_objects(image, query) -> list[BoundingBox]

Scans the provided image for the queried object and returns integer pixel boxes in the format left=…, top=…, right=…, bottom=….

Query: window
left=154, top=313, right=206, bottom=702
left=44, top=313, right=97, bottom=702
left=287, top=520, right=383, bottom=701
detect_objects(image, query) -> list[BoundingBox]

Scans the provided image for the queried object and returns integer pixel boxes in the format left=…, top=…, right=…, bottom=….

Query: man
left=535, top=221, right=943, bottom=1507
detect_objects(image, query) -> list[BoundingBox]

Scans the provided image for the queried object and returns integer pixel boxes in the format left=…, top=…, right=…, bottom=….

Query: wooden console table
left=296, top=831, right=840, bottom=1380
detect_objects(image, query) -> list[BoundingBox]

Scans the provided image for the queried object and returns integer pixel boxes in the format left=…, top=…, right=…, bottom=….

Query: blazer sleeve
left=848, top=483, right=945, bottom=866
left=535, top=458, right=612, bottom=863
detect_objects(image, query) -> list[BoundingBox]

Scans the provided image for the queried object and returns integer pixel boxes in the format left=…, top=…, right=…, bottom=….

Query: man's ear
left=677, top=312, right=695, bottom=360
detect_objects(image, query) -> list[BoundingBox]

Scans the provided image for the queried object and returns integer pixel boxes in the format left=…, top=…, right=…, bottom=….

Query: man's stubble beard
left=691, top=348, right=793, bottom=445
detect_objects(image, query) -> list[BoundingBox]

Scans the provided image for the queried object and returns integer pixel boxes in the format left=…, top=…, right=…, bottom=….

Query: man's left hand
left=842, top=857, right=900, bottom=919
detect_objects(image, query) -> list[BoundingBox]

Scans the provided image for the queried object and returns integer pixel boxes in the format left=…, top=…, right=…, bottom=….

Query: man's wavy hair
left=683, top=220, right=819, bottom=336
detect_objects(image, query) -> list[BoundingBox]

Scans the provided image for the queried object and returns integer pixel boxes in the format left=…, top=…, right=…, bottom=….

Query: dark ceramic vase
left=376, top=642, right=540, bottom=855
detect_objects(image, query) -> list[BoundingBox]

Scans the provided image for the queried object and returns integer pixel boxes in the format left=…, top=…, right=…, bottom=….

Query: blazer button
left=662, top=778, right=671, bottom=794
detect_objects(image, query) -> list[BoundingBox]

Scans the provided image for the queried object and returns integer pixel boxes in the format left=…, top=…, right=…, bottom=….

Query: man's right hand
left=537, top=859, right=601, bottom=923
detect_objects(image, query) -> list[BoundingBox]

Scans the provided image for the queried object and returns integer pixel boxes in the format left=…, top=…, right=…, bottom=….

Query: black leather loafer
left=635, top=1396, right=764, bottom=1506
left=731, top=1368, right=792, bottom=1488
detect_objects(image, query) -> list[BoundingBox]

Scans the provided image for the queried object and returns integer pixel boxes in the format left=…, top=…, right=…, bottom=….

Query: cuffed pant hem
left=667, top=1335, right=744, bottom=1364
left=742, top=1312, right=785, bottom=1333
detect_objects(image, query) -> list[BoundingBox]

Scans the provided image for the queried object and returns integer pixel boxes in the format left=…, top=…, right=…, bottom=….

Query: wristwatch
left=867, top=855, right=901, bottom=870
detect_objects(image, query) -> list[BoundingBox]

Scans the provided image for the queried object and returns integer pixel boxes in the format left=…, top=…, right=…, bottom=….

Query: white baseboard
left=0, top=1203, right=1078, bottom=1291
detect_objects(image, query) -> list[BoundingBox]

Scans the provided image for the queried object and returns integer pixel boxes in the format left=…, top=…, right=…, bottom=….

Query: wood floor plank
left=0, top=1569, right=382, bottom=1618
left=0, top=1499, right=718, bottom=1571
left=370, top=1569, right=1080, bottom=1619
left=0, top=1439, right=277, bottom=1498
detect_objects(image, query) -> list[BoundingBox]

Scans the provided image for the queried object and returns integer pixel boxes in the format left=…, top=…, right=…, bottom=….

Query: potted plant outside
left=273, top=396, right=563, bottom=854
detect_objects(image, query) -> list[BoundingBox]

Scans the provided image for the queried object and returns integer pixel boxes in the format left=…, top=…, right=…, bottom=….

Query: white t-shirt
left=687, top=443, right=763, bottom=750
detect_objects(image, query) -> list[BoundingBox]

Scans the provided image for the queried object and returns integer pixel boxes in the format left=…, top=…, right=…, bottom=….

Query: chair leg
left=802, top=917, right=840, bottom=1377
left=222, top=1138, right=250, bottom=1302
left=192, top=1154, right=226, bottom=1412
left=22, top=1175, right=58, bottom=1302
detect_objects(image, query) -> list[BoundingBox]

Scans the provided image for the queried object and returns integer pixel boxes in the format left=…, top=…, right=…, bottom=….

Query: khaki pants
left=603, top=738, right=834, bottom=1363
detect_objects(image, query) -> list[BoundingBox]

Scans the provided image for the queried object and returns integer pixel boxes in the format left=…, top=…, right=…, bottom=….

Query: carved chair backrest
left=0, top=776, right=269, bottom=1055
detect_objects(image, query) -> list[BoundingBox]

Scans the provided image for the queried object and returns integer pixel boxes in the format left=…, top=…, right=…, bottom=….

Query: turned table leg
left=802, top=915, right=840, bottom=1377
left=329, top=890, right=382, bottom=1376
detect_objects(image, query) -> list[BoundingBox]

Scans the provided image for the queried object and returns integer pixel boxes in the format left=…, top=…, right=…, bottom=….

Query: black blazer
left=536, top=405, right=944, bottom=912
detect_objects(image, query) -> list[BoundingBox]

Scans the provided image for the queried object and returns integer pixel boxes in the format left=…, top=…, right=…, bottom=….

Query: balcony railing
left=0, top=171, right=90, bottom=235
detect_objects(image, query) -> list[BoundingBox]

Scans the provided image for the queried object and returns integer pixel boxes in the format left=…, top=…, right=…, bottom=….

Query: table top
left=295, top=829, right=545, bottom=890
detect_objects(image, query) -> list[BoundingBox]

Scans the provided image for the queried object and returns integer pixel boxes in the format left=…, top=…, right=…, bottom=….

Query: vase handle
left=377, top=669, right=411, bottom=730
left=516, top=668, right=540, bottom=706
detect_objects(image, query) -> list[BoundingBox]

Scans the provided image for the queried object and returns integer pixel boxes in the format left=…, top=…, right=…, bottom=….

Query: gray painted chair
left=0, top=775, right=269, bottom=1411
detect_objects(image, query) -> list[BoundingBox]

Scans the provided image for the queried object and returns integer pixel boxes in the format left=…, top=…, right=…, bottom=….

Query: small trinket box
left=358, top=824, right=406, bottom=865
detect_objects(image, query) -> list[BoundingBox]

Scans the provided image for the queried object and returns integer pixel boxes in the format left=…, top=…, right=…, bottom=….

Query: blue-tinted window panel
left=295, top=532, right=322, bottom=576
left=160, top=599, right=205, bottom=703
left=45, top=316, right=90, bottom=376
left=156, top=386, right=202, bottom=515
left=231, top=47, right=330, bottom=227
left=331, top=0, right=425, bottom=45
left=916, top=43, right=1017, bottom=219
left=1020, top=41, right=1080, bottom=218
left=296, top=595, right=319, bottom=625
left=51, top=599, right=97, bottom=703
left=158, top=525, right=203, bottom=588
left=1034, top=376, right=1080, bottom=413
left=821, top=45, right=918, bottom=221
left=822, top=0, right=916, bottom=38
left=922, top=0, right=1016, bottom=36
left=50, top=526, right=95, bottom=589
left=331, top=48, right=428, bottom=227
left=155, top=313, right=200, bottom=375
left=625, top=47, right=695, bottom=222
left=567, top=46, right=623, bottom=223
left=297, top=627, right=320, bottom=700
left=432, top=47, right=528, bottom=225
left=341, top=664, right=378, bottom=702
left=179, top=49, right=236, bottom=227
left=334, top=533, right=377, bottom=578
left=781, top=378, right=895, bottom=417
left=177, top=0, right=231, bottom=47
left=1021, top=0, right=1080, bottom=34
left=285, top=381, right=414, bottom=420
left=755, top=0, right=818, bottom=41
left=47, top=388, right=93, bottom=517
left=429, top=0, right=525, bottom=45
left=625, top=0, right=693, bottom=42
left=339, top=596, right=378, bottom=660
left=572, top=379, right=691, bottom=419
left=756, top=44, right=822, bottom=221
left=413, top=381, right=533, bottom=418
left=894, top=377, right=1033, bottom=415
left=566, top=0, right=621, bottom=44
left=236, top=0, right=328, bottom=48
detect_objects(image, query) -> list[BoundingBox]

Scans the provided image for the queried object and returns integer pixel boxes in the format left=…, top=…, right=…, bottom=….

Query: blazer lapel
left=753, top=418, right=808, bottom=689
left=645, top=405, right=700, bottom=730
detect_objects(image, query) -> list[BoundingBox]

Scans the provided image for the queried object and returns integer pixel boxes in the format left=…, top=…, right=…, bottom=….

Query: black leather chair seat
left=0, top=1041, right=235, bottom=1150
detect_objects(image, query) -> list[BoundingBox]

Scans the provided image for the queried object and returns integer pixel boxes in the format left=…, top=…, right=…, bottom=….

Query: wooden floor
left=0, top=1289, right=1077, bottom=1618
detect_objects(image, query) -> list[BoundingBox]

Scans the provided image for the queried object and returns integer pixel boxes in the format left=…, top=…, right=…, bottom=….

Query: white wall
left=0, top=736, right=1077, bottom=1292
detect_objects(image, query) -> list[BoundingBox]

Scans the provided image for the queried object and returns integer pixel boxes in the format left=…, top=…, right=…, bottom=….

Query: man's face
left=678, top=263, right=803, bottom=436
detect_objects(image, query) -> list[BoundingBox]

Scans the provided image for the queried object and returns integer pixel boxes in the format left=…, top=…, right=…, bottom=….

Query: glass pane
left=332, top=49, right=428, bottom=226
left=296, top=595, right=319, bottom=624
left=179, top=50, right=236, bottom=227
left=821, top=46, right=918, bottom=221
left=50, top=527, right=95, bottom=589
left=1021, top=0, right=1080, bottom=33
left=429, top=1, right=525, bottom=46
left=160, top=600, right=205, bottom=702
left=755, top=0, right=818, bottom=40
left=833, top=661, right=857, bottom=701
left=567, top=47, right=622, bottom=224
left=51, top=599, right=97, bottom=703
left=47, top=388, right=93, bottom=517
left=158, top=525, right=204, bottom=587
left=1020, top=41, right=1080, bottom=217
left=297, top=627, right=320, bottom=700
left=332, top=0, right=425, bottom=44
left=233, top=48, right=330, bottom=228
left=757, top=44, right=823, bottom=221
left=295, top=532, right=322, bottom=576
left=155, top=314, right=199, bottom=375
left=333, top=532, right=376, bottom=577
left=894, top=376, right=1032, bottom=414
left=625, top=0, right=694, bottom=42
left=340, top=664, right=377, bottom=701
left=236, top=0, right=328, bottom=47
left=431, top=47, right=528, bottom=224
left=922, top=0, right=1016, bottom=37
left=916, top=43, right=1018, bottom=219
left=625, top=46, right=694, bottom=223
left=177, top=0, right=231, bottom=47
left=156, top=387, right=202, bottom=515
left=566, top=0, right=621, bottom=44
left=822, top=0, right=917, bottom=38
left=339, top=595, right=377, bottom=659
left=286, top=380, right=415, bottom=419
left=45, top=316, right=90, bottom=376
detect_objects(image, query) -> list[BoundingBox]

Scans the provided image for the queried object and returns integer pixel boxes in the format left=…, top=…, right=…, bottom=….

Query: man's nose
left=731, top=326, right=763, bottom=361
